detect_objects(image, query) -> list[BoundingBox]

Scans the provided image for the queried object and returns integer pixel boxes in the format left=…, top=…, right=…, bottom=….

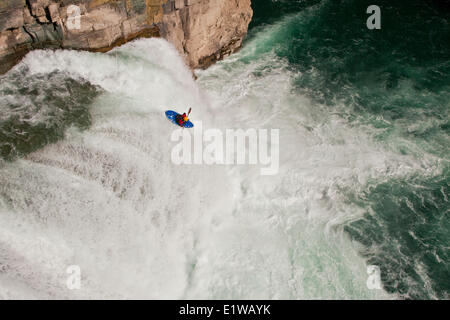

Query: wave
left=0, top=7, right=446, bottom=297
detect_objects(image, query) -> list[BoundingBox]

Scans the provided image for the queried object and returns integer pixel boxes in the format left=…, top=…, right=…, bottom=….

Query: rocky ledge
left=0, top=0, right=253, bottom=74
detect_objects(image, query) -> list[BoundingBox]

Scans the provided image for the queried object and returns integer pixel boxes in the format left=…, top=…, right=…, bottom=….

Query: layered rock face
left=161, top=0, right=252, bottom=68
left=0, top=0, right=252, bottom=74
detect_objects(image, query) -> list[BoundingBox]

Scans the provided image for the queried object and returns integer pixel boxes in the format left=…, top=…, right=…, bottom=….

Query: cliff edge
left=0, top=0, right=253, bottom=74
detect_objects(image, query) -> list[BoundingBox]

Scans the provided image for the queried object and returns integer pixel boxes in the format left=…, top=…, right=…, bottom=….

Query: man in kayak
left=176, top=108, right=191, bottom=127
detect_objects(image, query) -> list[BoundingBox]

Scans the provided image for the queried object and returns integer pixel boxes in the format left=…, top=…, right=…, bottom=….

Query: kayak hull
left=165, top=110, right=194, bottom=128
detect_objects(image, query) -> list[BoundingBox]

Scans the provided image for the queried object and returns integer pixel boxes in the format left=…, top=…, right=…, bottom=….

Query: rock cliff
left=0, top=0, right=252, bottom=74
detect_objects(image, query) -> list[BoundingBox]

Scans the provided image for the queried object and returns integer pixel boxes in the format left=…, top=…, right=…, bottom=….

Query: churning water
left=0, top=0, right=448, bottom=299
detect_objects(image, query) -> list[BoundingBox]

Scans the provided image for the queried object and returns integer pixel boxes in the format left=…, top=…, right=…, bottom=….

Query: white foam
left=1, top=36, right=437, bottom=299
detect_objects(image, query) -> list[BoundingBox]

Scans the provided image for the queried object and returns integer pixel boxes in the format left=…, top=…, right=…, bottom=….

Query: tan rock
left=23, top=7, right=36, bottom=25
left=0, top=32, right=10, bottom=51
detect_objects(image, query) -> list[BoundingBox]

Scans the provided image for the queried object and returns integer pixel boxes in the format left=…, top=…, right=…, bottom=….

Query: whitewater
left=0, top=26, right=440, bottom=298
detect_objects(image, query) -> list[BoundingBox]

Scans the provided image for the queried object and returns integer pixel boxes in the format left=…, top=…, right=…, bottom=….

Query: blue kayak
left=165, top=110, right=194, bottom=128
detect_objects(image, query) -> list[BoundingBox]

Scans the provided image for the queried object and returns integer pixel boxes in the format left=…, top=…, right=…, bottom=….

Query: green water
left=249, top=0, right=449, bottom=299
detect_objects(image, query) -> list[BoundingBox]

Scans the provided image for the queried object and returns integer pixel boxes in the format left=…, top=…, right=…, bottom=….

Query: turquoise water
left=248, top=0, right=449, bottom=299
